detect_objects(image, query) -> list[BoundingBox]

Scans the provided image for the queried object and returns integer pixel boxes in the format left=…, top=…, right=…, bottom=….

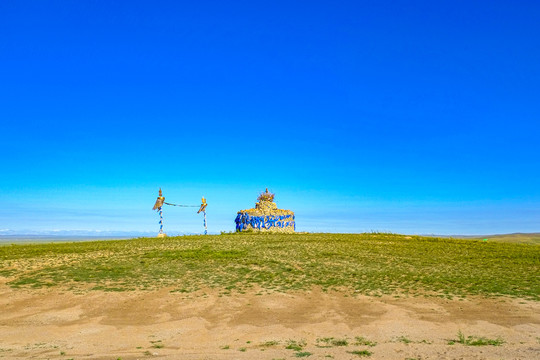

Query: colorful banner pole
left=152, top=188, right=167, bottom=237
left=158, top=206, right=164, bottom=235
left=198, top=197, right=208, bottom=235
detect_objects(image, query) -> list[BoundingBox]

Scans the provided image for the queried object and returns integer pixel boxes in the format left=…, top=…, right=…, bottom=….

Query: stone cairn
left=235, top=189, right=295, bottom=233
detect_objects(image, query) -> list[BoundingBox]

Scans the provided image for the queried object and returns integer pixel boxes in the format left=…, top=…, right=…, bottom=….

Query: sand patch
left=0, top=286, right=538, bottom=359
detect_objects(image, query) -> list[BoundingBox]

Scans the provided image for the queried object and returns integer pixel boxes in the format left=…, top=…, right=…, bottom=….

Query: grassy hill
left=468, top=233, right=540, bottom=245
left=1, top=233, right=538, bottom=300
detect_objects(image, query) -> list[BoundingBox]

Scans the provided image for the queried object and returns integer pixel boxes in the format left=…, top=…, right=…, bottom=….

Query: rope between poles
left=163, top=202, right=199, bottom=207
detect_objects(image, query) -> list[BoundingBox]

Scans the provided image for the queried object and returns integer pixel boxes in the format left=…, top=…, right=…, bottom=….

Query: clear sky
left=1, top=0, right=539, bottom=236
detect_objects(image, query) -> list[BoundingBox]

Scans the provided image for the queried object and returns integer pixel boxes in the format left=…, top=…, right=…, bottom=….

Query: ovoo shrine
left=235, top=189, right=295, bottom=232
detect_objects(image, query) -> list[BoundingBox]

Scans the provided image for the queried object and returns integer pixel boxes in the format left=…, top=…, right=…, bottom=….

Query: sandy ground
left=0, top=283, right=538, bottom=360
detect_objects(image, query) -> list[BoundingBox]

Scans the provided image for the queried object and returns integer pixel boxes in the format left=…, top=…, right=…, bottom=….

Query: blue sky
left=1, top=0, right=539, bottom=236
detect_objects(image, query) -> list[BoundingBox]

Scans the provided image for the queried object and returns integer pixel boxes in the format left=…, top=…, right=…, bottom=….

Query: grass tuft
left=395, top=336, right=412, bottom=344
left=260, top=340, right=280, bottom=347
left=348, top=349, right=372, bottom=357
left=285, top=339, right=306, bottom=351
left=447, top=330, right=504, bottom=346
left=354, top=336, right=377, bottom=347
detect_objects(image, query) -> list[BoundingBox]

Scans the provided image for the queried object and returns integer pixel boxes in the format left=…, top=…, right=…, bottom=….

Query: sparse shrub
left=349, top=349, right=372, bottom=357
left=260, top=340, right=280, bottom=347
left=286, top=339, right=306, bottom=351
left=316, top=337, right=348, bottom=347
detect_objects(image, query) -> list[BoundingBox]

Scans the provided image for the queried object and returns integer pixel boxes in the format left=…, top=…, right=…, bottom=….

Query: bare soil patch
left=1, top=284, right=538, bottom=359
